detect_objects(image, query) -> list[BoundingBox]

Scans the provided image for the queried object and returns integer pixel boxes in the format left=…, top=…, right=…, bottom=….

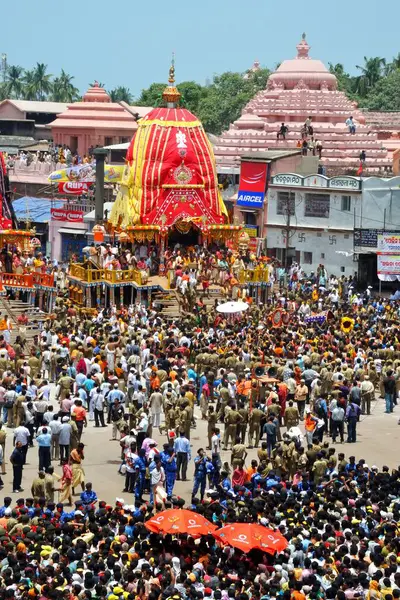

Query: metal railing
left=69, top=263, right=142, bottom=285
left=238, top=267, right=269, bottom=284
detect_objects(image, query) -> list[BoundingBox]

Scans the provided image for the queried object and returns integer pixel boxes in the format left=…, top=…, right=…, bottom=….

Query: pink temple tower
left=214, top=35, right=392, bottom=175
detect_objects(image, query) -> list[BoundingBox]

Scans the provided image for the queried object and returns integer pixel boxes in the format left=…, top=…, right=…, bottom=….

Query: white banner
left=377, top=233, right=400, bottom=253
left=377, top=254, right=400, bottom=275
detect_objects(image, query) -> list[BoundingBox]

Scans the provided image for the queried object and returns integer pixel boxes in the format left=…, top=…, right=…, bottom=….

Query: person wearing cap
left=160, top=444, right=177, bottom=499
left=360, top=375, right=375, bottom=416
left=192, top=448, right=207, bottom=502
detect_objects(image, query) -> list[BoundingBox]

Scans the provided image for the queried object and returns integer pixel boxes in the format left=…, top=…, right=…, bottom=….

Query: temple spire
left=296, top=33, right=310, bottom=59
left=162, top=53, right=181, bottom=107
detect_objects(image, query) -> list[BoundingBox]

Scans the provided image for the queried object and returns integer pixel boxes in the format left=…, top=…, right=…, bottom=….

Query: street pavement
left=1, top=395, right=399, bottom=504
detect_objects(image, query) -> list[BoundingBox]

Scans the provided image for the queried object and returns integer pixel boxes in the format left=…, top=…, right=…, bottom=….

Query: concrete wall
left=0, top=102, right=24, bottom=119
left=265, top=185, right=358, bottom=276
left=49, top=220, right=88, bottom=262
left=359, top=176, right=400, bottom=230
left=266, top=225, right=356, bottom=277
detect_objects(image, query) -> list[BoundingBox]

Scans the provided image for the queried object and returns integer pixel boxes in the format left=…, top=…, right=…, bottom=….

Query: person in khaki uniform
left=247, top=406, right=263, bottom=448
left=284, top=400, right=300, bottom=429
left=231, top=442, right=247, bottom=468
left=13, top=391, right=26, bottom=428
left=28, top=353, right=41, bottom=379
left=312, top=453, right=328, bottom=484
left=57, top=370, right=73, bottom=401
left=223, top=407, right=242, bottom=450
left=237, top=403, right=248, bottom=444
left=31, top=471, right=46, bottom=501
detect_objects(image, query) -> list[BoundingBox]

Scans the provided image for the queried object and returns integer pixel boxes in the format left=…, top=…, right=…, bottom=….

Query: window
left=303, top=251, right=313, bottom=264
left=340, top=266, right=345, bottom=273
left=341, top=195, right=352, bottom=211
left=321, top=252, right=325, bottom=259
left=344, top=234, right=350, bottom=239
left=316, top=232, right=322, bottom=238
left=304, top=193, right=330, bottom=218
left=277, top=191, right=295, bottom=215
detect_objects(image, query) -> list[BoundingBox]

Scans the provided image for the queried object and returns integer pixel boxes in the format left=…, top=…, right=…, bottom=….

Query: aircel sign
left=237, top=161, right=268, bottom=209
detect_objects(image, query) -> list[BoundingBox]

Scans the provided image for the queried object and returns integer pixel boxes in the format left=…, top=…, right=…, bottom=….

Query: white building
left=264, top=174, right=400, bottom=280
left=266, top=173, right=362, bottom=277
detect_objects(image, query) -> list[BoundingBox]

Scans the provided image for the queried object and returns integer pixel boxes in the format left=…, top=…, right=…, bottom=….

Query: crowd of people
left=0, top=250, right=397, bottom=600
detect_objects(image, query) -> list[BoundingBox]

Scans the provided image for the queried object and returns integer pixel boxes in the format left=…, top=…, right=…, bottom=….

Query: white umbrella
left=216, top=301, right=249, bottom=314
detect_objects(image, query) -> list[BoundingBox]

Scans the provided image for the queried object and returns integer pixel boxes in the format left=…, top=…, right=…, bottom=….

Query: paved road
left=1, top=395, right=399, bottom=504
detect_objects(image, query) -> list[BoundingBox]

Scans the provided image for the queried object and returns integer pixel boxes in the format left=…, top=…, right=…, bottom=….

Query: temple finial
left=163, top=53, right=181, bottom=106
left=168, top=52, right=176, bottom=85
left=296, top=34, right=310, bottom=59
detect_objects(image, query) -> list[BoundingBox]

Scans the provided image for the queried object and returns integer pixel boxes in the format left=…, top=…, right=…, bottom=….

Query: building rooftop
left=241, top=150, right=302, bottom=161
left=0, top=99, right=69, bottom=114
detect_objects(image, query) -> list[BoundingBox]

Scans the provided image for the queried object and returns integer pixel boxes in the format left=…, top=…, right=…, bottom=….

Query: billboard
left=377, top=233, right=400, bottom=253
left=58, top=182, right=90, bottom=195
left=237, top=162, right=268, bottom=208
left=51, top=208, right=84, bottom=223
left=377, top=254, right=400, bottom=275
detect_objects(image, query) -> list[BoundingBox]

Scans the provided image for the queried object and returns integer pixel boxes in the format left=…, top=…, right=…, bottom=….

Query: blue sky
left=2, top=0, right=400, bottom=99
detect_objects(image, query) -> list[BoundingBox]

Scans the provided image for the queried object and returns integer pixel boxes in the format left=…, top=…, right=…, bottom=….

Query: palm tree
left=109, top=86, right=133, bottom=103
left=355, top=56, right=386, bottom=95
left=385, top=53, right=400, bottom=75
left=52, top=69, right=79, bottom=102
left=30, top=62, right=53, bottom=100
left=22, top=69, right=37, bottom=100
left=5, top=65, right=24, bottom=99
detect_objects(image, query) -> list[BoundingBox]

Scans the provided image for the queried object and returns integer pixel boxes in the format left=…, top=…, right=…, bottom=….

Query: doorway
left=167, top=224, right=199, bottom=248
left=70, top=136, right=78, bottom=153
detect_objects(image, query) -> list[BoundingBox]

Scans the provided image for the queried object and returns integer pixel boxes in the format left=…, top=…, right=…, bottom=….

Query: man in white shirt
left=49, top=415, right=62, bottom=461
left=91, top=387, right=106, bottom=427
left=14, top=424, right=31, bottom=464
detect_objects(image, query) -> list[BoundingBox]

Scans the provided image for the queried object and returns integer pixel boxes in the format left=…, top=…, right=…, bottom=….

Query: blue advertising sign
left=237, top=190, right=264, bottom=208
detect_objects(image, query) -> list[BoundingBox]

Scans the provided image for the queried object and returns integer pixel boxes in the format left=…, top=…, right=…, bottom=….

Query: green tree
left=109, top=86, right=133, bottom=103
left=385, top=52, right=400, bottom=75
left=355, top=56, right=386, bottom=96
left=177, top=81, right=206, bottom=114
left=135, top=82, right=166, bottom=106
left=22, top=69, right=37, bottom=100
left=24, top=63, right=53, bottom=100
left=0, top=82, right=7, bottom=101
left=5, top=65, right=24, bottom=99
left=197, top=68, right=270, bottom=134
left=360, top=69, right=400, bottom=111
left=52, top=69, right=79, bottom=102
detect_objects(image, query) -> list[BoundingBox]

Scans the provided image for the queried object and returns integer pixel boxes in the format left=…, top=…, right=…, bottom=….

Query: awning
left=59, top=228, right=87, bottom=235
left=13, top=197, right=63, bottom=223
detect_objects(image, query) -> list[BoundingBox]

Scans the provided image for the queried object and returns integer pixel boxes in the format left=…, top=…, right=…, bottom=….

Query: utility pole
left=284, top=190, right=293, bottom=269
left=1, top=54, right=7, bottom=83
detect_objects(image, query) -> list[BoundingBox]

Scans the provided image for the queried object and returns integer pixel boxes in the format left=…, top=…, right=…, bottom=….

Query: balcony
left=0, top=272, right=55, bottom=289
left=68, top=263, right=142, bottom=286
left=238, top=266, right=269, bottom=284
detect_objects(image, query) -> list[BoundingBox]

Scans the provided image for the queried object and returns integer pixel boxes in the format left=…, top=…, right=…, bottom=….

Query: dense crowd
left=0, top=252, right=397, bottom=600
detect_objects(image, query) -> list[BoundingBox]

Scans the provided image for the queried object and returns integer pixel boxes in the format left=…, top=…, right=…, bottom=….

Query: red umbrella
left=213, top=523, right=288, bottom=553
left=145, top=509, right=217, bottom=536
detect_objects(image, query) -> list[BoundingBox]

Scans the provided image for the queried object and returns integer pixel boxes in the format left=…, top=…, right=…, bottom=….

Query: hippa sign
left=237, top=161, right=268, bottom=208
